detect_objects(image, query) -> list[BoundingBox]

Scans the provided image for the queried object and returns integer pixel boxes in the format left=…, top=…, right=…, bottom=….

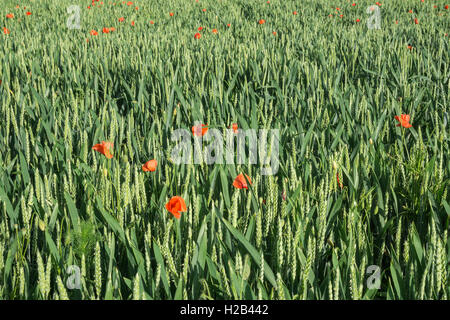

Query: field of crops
left=0, top=0, right=449, bottom=300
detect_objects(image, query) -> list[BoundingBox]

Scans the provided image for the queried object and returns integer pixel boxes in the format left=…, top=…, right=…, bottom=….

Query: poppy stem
left=402, top=129, right=410, bottom=161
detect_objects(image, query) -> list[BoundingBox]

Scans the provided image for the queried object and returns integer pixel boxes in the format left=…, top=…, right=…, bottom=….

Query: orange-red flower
left=293, top=11, right=297, bottom=15
left=118, top=17, right=125, bottom=22
left=90, top=30, right=98, bottom=36
left=395, top=114, right=412, bottom=128
left=92, top=141, right=113, bottom=158
left=192, top=124, right=208, bottom=136
left=26, top=12, right=31, bottom=16
left=233, top=174, right=252, bottom=189
left=131, top=21, right=135, bottom=26
left=150, top=20, right=154, bottom=24
left=198, top=26, right=203, bottom=31
left=142, top=159, right=158, bottom=172
left=194, top=32, right=201, bottom=39
left=165, top=196, right=187, bottom=219
left=6, top=13, right=14, bottom=19
left=102, top=27, right=110, bottom=33
left=232, top=123, right=238, bottom=133
left=3, top=27, right=10, bottom=34
left=127, top=1, right=133, bottom=5
left=169, top=12, right=174, bottom=16
left=414, top=18, right=419, bottom=24
left=212, top=28, right=218, bottom=34
left=445, top=5, right=449, bottom=9
left=272, top=31, right=276, bottom=35
left=227, top=23, right=231, bottom=27
left=202, top=8, right=206, bottom=12
left=337, top=173, right=343, bottom=189
left=259, top=19, right=266, bottom=24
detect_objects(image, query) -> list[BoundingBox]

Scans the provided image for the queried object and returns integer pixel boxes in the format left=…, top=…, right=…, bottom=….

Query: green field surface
left=0, top=0, right=449, bottom=300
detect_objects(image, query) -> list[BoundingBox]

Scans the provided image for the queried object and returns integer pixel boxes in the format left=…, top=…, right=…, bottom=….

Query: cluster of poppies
left=92, top=123, right=249, bottom=219
left=3, top=8, right=32, bottom=35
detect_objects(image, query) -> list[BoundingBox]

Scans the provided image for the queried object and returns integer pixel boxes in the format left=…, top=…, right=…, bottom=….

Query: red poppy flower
left=232, top=123, right=238, bottom=133
left=102, top=27, right=110, bottom=33
left=356, top=18, right=360, bottom=22
left=150, top=21, right=154, bottom=24
left=194, top=32, right=201, bottom=39
left=414, top=18, right=419, bottom=24
left=127, top=1, right=133, bottom=5
left=92, top=141, right=113, bottom=158
left=202, top=8, right=206, bottom=12
left=445, top=5, right=449, bottom=10
left=352, top=3, right=356, bottom=6
left=6, top=13, right=14, bottom=19
left=192, top=124, right=207, bottom=135
left=272, top=31, right=276, bottom=35
left=131, top=21, right=135, bottom=26
left=169, top=12, right=174, bottom=16
left=233, top=174, right=252, bottom=189
left=26, top=12, right=31, bottom=16
left=337, top=173, right=343, bottom=189
left=293, top=11, right=297, bottom=15
left=212, top=29, right=218, bottom=34
left=118, top=17, right=125, bottom=22
left=3, top=27, right=10, bottom=34
left=165, top=196, right=187, bottom=219
left=198, top=26, right=203, bottom=31
left=90, top=30, right=98, bottom=36
left=142, top=159, right=158, bottom=172
left=227, top=23, right=231, bottom=27
left=259, top=19, right=265, bottom=24
left=394, top=114, right=412, bottom=128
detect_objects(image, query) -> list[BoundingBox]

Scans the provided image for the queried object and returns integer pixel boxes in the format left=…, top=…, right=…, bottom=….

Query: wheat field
left=0, top=0, right=449, bottom=300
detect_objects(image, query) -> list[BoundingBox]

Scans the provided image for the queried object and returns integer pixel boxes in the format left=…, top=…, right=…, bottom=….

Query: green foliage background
left=0, top=0, right=449, bottom=299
